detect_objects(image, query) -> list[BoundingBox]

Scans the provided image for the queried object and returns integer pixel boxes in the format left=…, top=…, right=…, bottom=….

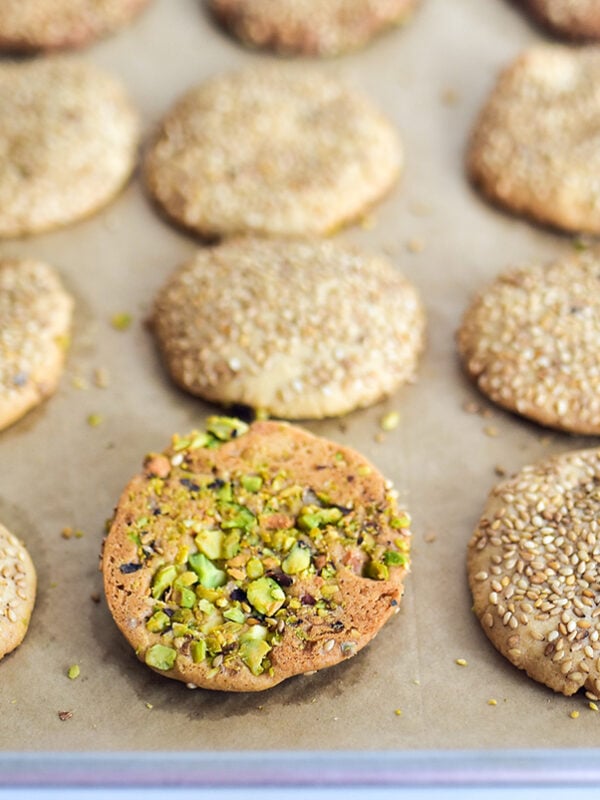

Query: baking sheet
left=2, top=0, right=599, bottom=753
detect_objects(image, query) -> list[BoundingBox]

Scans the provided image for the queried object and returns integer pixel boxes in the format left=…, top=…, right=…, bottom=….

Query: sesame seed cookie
left=209, top=0, right=419, bottom=57
left=151, top=237, right=424, bottom=419
left=522, top=0, right=600, bottom=39
left=0, top=58, right=140, bottom=238
left=102, top=417, right=411, bottom=692
left=457, top=249, right=600, bottom=435
left=0, top=523, right=36, bottom=662
left=0, top=0, right=150, bottom=52
left=469, top=448, right=600, bottom=697
left=143, top=65, right=402, bottom=239
left=468, top=45, right=600, bottom=234
left=0, top=259, right=73, bottom=431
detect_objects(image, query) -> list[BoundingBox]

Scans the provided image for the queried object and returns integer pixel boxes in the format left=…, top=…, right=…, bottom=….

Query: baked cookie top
left=144, top=65, right=402, bottom=239
left=0, top=58, right=140, bottom=238
left=102, top=418, right=411, bottom=691
left=0, top=258, right=73, bottom=432
left=468, top=45, right=600, bottom=235
left=0, top=0, right=150, bottom=51
left=0, top=523, right=36, bottom=662
left=468, top=448, right=600, bottom=697
left=522, top=0, right=600, bottom=39
left=457, top=249, right=600, bottom=435
left=151, top=237, right=424, bottom=420
left=209, top=0, right=419, bottom=56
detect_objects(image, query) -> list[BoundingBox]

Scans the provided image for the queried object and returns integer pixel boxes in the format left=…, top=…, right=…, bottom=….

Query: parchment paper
left=2, top=0, right=599, bottom=752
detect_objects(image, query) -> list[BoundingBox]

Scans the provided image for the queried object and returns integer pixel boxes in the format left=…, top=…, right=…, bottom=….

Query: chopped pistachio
left=190, top=640, right=207, bottom=663
left=282, top=543, right=311, bottom=575
left=195, top=528, right=223, bottom=560
left=206, top=416, right=249, bottom=442
left=220, top=502, right=256, bottom=531
left=67, top=664, right=80, bottom=680
left=223, top=607, right=245, bottom=624
left=247, top=577, right=286, bottom=616
left=239, top=639, right=271, bottom=676
left=297, top=506, right=342, bottom=531
left=246, top=558, right=264, bottom=579
left=383, top=550, right=407, bottom=567
left=365, top=561, right=389, bottom=581
left=87, top=413, right=103, bottom=427
left=380, top=411, right=400, bottom=431
left=188, top=552, right=227, bottom=589
left=151, top=564, right=178, bottom=599
left=146, top=610, right=171, bottom=633
left=391, top=514, right=411, bottom=529
left=241, top=474, right=263, bottom=493
left=145, top=644, right=177, bottom=671
left=222, top=530, right=241, bottom=559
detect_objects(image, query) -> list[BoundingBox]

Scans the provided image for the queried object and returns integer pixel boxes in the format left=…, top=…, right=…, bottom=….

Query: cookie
left=151, top=237, right=424, bottom=419
left=209, top=0, right=419, bottom=57
left=457, top=249, right=600, bottom=435
left=0, top=259, right=73, bottom=431
left=0, top=523, right=36, bottom=662
left=0, top=58, right=140, bottom=238
left=143, top=65, right=402, bottom=239
left=468, top=45, right=600, bottom=234
left=522, top=0, right=600, bottom=39
left=468, top=448, right=600, bottom=697
left=102, top=417, right=411, bottom=692
left=0, top=0, right=150, bottom=51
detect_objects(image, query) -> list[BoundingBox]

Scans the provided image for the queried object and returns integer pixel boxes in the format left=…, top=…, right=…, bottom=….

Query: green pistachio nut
left=282, top=543, right=311, bottom=575
left=195, top=528, right=224, bottom=560
left=297, top=506, right=343, bottom=531
left=188, top=552, right=227, bottom=589
left=239, top=639, right=271, bottom=676
left=241, top=475, right=263, bottom=493
left=206, top=416, right=249, bottom=442
left=190, top=640, right=207, bottom=663
left=223, top=606, right=246, bottom=624
left=365, top=560, right=389, bottom=581
left=146, top=610, right=171, bottom=633
left=151, top=564, right=178, bottom=599
left=246, top=557, right=264, bottom=579
left=383, top=550, right=408, bottom=567
left=222, top=530, right=241, bottom=559
left=145, top=644, right=177, bottom=671
left=220, top=502, right=256, bottom=531
left=247, top=577, right=286, bottom=616
left=239, top=625, right=269, bottom=643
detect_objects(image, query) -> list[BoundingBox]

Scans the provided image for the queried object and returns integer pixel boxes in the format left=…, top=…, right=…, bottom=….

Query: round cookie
left=102, top=417, right=411, bottom=692
left=0, top=523, right=36, bottom=662
left=143, top=65, right=402, bottom=239
left=0, top=58, right=140, bottom=238
left=469, top=448, right=600, bottom=697
left=467, top=45, right=600, bottom=235
left=151, top=237, right=424, bottom=419
left=457, top=249, right=600, bottom=435
left=522, top=0, right=600, bottom=39
left=0, top=0, right=150, bottom=52
left=0, top=258, right=73, bottom=431
left=209, top=0, right=419, bottom=57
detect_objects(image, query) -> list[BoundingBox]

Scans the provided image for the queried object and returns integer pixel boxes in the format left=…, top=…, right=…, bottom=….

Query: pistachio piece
left=190, top=640, right=207, bottom=663
left=145, top=644, right=177, bottom=671
left=365, top=560, right=389, bottom=580
left=239, top=639, right=271, bottom=676
left=383, top=550, right=407, bottom=566
left=222, top=530, right=241, bottom=559
left=297, top=506, right=343, bottom=531
left=241, top=475, right=263, bottom=493
left=247, top=576, right=286, bottom=616
left=188, top=552, right=227, bottom=589
left=282, top=542, right=311, bottom=575
left=239, top=624, right=269, bottom=642
left=246, top=557, right=264, bottom=579
left=195, top=528, right=223, bottom=560
left=146, top=610, right=171, bottom=633
left=223, top=606, right=245, bottom=624
left=151, top=564, right=178, bottom=599
left=206, top=416, right=249, bottom=442
left=219, top=502, right=256, bottom=531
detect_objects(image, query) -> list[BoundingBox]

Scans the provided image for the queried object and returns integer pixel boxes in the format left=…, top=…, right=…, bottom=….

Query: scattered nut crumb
left=58, top=711, right=73, bottom=721
left=394, top=709, right=402, bottom=716
left=570, top=710, right=580, bottom=719
left=483, top=425, right=499, bottom=437
left=463, top=400, right=481, bottom=415
left=67, top=664, right=80, bottom=680
left=87, top=413, right=103, bottom=427
left=90, top=593, right=100, bottom=604
left=424, top=532, right=437, bottom=544
left=145, top=702, right=153, bottom=710
left=374, top=431, right=386, bottom=444
left=110, top=312, right=132, bottom=331
left=494, top=465, right=507, bottom=477
left=380, top=410, right=400, bottom=431
left=61, top=527, right=73, bottom=540
left=487, top=698, right=497, bottom=706
left=455, top=658, right=468, bottom=667
left=590, top=702, right=599, bottom=712
left=93, top=367, right=110, bottom=389
left=406, top=237, right=425, bottom=254
left=71, top=375, right=88, bottom=390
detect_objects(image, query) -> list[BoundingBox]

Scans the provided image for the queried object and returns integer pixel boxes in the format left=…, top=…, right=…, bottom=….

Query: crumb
left=379, top=410, right=400, bottom=431
left=455, top=658, right=468, bottom=667
left=61, top=527, right=73, bottom=540
left=487, top=698, right=497, bottom=706
left=483, top=425, right=499, bottom=437
left=374, top=431, right=385, bottom=444
left=406, top=237, right=425, bottom=254
left=424, top=532, right=437, bottom=544
left=87, top=413, right=103, bottom=427
left=71, top=375, right=88, bottom=390
left=67, top=664, right=80, bottom=680
left=463, top=400, right=481, bottom=414
left=111, top=312, right=132, bottom=331
left=93, top=367, right=110, bottom=388
left=570, top=710, right=580, bottom=719
left=58, top=710, right=73, bottom=721
left=90, top=593, right=101, bottom=604
left=494, top=464, right=507, bottom=477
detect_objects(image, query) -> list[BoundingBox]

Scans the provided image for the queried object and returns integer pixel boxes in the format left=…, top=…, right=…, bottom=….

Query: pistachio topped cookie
left=0, top=58, right=140, bottom=237
left=469, top=448, right=600, bottom=696
left=0, top=0, right=150, bottom=51
left=468, top=45, right=600, bottom=234
left=144, top=65, right=402, bottom=239
left=0, top=258, right=73, bottom=431
left=102, top=418, right=411, bottom=691
left=209, top=0, right=419, bottom=57
left=0, top=523, right=36, bottom=662
left=151, top=237, right=424, bottom=419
